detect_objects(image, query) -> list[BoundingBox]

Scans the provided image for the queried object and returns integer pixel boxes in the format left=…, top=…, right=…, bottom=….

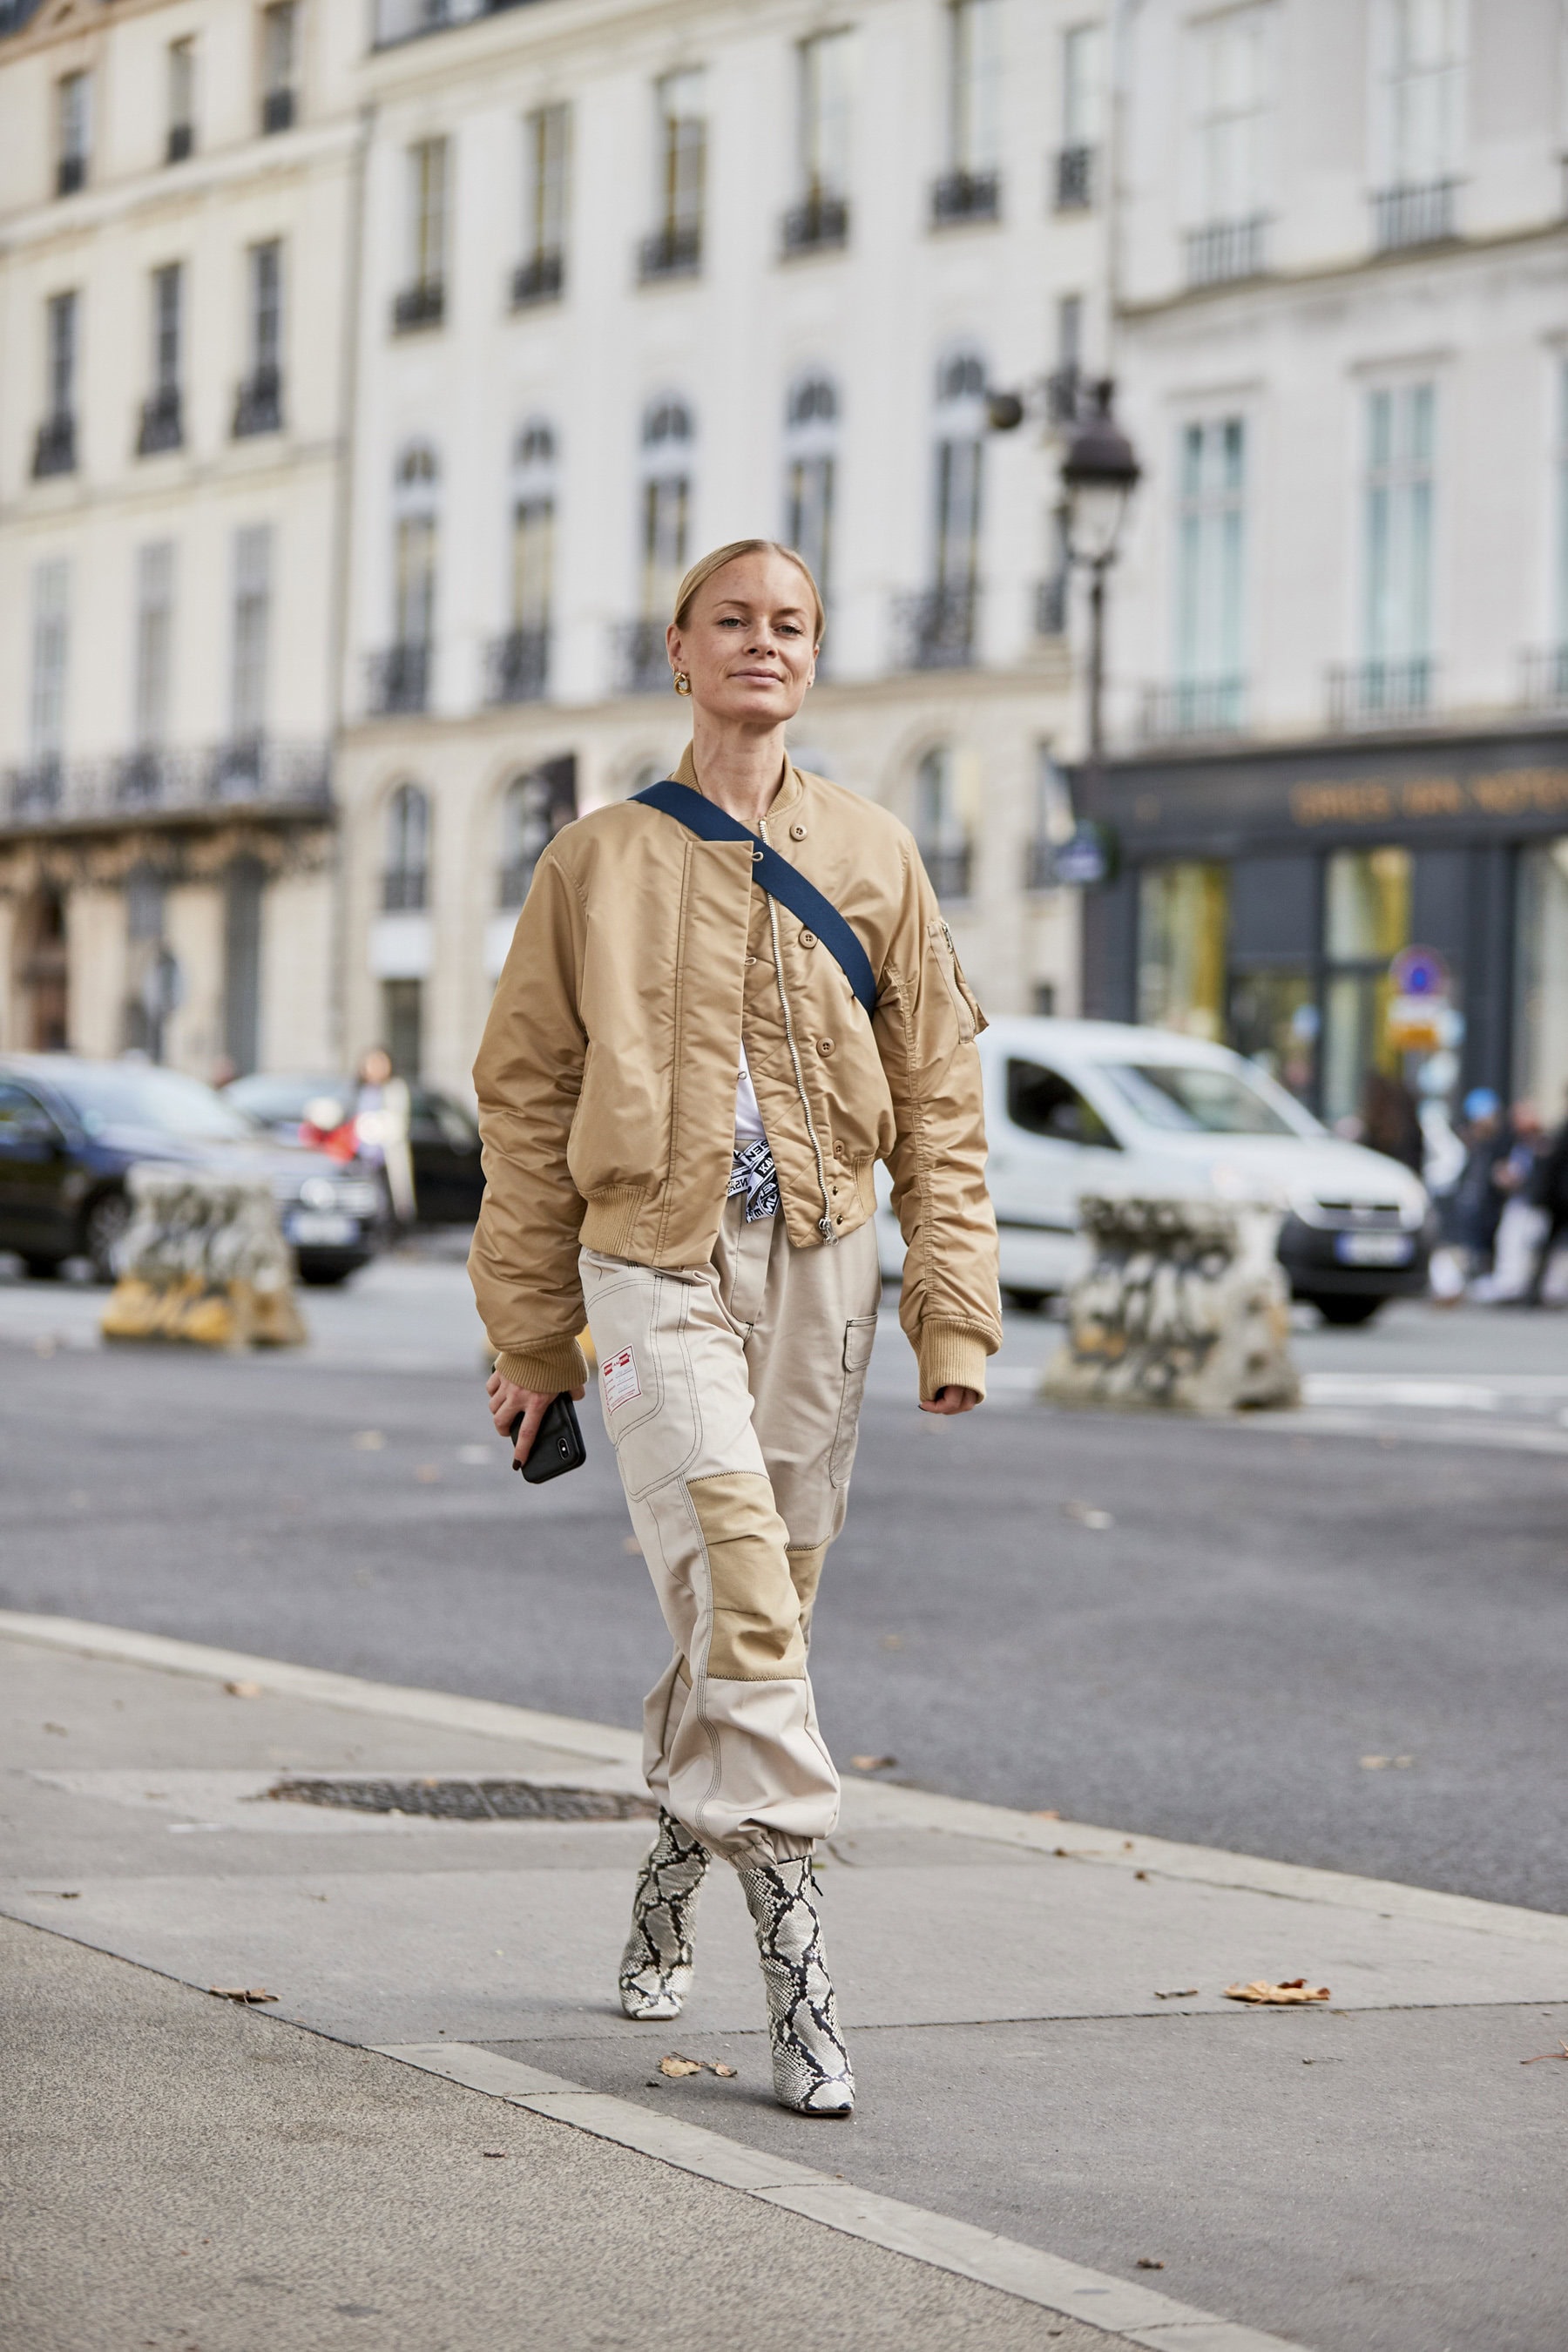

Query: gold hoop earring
left=672, top=671, right=692, bottom=696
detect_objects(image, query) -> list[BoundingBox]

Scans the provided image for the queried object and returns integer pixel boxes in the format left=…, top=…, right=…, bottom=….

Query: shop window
left=1321, top=844, right=1410, bottom=1125
left=1137, top=862, right=1227, bottom=1040
left=1515, top=840, right=1568, bottom=1121
left=1228, top=971, right=1319, bottom=1103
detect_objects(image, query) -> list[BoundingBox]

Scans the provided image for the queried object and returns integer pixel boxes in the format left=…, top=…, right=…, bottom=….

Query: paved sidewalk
left=4, top=1614, right=1566, bottom=2352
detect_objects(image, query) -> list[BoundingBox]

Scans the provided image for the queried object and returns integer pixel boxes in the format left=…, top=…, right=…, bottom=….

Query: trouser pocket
left=828, top=1314, right=878, bottom=1487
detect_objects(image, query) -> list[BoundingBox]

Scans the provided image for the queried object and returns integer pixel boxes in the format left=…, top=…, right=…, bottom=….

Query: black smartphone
left=510, top=1392, right=587, bottom=1484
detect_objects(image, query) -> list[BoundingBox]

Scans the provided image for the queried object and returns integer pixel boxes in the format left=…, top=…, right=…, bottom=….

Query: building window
left=57, top=71, right=90, bottom=196
left=1322, top=845, right=1410, bottom=1125
left=489, top=421, right=554, bottom=703
left=618, top=396, right=693, bottom=689
left=1342, top=382, right=1436, bottom=720
left=229, top=524, right=273, bottom=746
left=394, top=139, right=448, bottom=332
left=382, top=980, right=422, bottom=1079
left=641, top=71, right=705, bottom=280
left=166, top=37, right=196, bottom=163
left=1054, top=24, right=1101, bottom=210
left=784, top=30, right=853, bottom=255
left=1025, top=747, right=1075, bottom=888
left=498, top=759, right=576, bottom=909
left=513, top=103, right=569, bottom=305
left=260, top=2, right=297, bottom=134
left=1371, top=0, right=1465, bottom=248
left=368, top=445, right=438, bottom=713
left=1543, top=357, right=1568, bottom=703
left=29, top=559, right=70, bottom=777
left=1167, top=416, right=1247, bottom=734
left=784, top=373, right=838, bottom=619
left=933, top=0, right=1001, bottom=224
left=1186, top=5, right=1271, bottom=286
left=138, top=265, right=184, bottom=456
left=898, top=353, right=983, bottom=668
left=913, top=745, right=975, bottom=901
left=1137, top=863, right=1228, bottom=1040
left=33, top=291, right=78, bottom=478
left=383, top=782, right=430, bottom=912
left=1515, top=841, right=1568, bottom=1116
left=233, top=241, right=283, bottom=436
left=125, top=543, right=175, bottom=804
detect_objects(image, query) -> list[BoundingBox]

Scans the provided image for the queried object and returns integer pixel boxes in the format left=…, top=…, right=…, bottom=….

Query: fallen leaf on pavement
left=1224, top=1979, right=1329, bottom=2004
left=223, top=1680, right=262, bottom=1699
left=209, top=1986, right=278, bottom=2004
left=622, top=1535, right=644, bottom=1556
left=1154, top=1989, right=1200, bottom=2000
left=1062, top=1500, right=1114, bottom=1530
left=659, top=2053, right=737, bottom=2078
left=351, top=1430, right=384, bottom=1450
left=1521, top=2041, right=1568, bottom=2065
left=851, top=1754, right=897, bottom=1772
left=1359, top=1754, right=1414, bottom=1769
left=415, top=1464, right=442, bottom=1484
left=1133, top=1869, right=1150, bottom=1881
left=1031, top=1808, right=1061, bottom=1820
left=481, top=2150, right=509, bottom=2158
left=1136, top=2258, right=1166, bottom=2270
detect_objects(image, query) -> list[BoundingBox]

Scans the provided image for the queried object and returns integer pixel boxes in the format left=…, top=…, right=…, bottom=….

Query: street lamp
left=1059, top=378, right=1141, bottom=784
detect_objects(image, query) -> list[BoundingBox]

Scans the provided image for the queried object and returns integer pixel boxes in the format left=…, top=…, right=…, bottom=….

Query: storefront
left=1085, top=732, right=1568, bottom=1125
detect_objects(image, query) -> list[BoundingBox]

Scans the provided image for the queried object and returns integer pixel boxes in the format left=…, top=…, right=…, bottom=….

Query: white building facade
left=1093, top=0, right=1568, bottom=1125
left=0, top=0, right=363, bottom=1075
left=335, top=0, right=1112, bottom=1094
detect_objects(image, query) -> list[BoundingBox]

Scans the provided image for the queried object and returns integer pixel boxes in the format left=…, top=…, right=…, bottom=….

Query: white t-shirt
left=734, top=1040, right=768, bottom=1147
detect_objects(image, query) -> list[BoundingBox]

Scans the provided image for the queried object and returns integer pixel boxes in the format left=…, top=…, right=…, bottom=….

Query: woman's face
left=666, top=551, right=818, bottom=726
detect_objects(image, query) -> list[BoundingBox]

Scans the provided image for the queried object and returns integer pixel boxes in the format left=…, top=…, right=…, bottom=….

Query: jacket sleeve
left=873, top=838, right=1003, bottom=1402
left=468, top=848, right=591, bottom=1395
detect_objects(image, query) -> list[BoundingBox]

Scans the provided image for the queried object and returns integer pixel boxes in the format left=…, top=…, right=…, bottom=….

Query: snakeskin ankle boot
left=737, top=1855, right=855, bottom=2116
left=618, top=1808, right=712, bottom=2020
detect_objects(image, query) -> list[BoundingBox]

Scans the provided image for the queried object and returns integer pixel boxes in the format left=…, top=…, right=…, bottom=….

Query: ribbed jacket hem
left=493, top=1335, right=590, bottom=1396
left=579, top=1186, right=649, bottom=1260
left=916, top=1322, right=991, bottom=1403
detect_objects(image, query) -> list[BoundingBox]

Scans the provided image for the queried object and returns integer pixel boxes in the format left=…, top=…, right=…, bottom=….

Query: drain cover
left=268, top=1777, right=656, bottom=1822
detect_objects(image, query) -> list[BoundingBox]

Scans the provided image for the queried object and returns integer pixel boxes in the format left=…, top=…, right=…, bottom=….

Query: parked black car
left=222, top=1073, right=486, bottom=1226
left=0, top=1055, right=382, bottom=1284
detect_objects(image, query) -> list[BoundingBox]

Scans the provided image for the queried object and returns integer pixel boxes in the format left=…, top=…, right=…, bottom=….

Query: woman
left=471, top=540, right=999, bottom=2116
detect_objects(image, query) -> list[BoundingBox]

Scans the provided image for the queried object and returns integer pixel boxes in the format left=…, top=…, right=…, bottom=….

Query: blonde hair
left=672, top=540, right=825, bottom=644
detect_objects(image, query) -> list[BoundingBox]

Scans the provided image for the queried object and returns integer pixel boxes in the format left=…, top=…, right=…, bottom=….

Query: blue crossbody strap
left=632, top=779, right=878, bottom=1018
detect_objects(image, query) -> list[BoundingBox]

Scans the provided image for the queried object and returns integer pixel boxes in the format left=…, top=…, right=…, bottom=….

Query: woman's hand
left=919, top=1385, right=981, bottom=1416
left=487, top=1369, right=587, bottom=1466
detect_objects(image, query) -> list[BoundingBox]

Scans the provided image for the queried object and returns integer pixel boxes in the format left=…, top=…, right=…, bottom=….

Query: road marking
left=375, top=2040, right=1311, bottom=2351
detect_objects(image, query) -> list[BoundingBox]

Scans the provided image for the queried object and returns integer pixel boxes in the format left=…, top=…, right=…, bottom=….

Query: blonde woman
left=471, top=540, right=999, bottom=2115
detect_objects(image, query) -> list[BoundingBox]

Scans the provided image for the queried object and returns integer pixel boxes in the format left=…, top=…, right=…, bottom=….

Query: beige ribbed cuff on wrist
left=916, top=1322, right=990, bottom=1404
left=493, top=1335, right=590, bottom=1396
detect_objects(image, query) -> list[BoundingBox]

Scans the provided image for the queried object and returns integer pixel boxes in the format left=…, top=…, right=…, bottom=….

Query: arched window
left=381, top=443, right=439, bottom=713
left=618, top=395, right=695, bottom=690
left=497, top=754, right=576, bottom=908
left=493, top=417, right=556, bottom=701
left=914, top=745, right=974, bottom=902
left=921, top=348, right=987, bottom=666
left=383, top=781, right=429, bottom=910
left=784, top=370, right=839, bottom=616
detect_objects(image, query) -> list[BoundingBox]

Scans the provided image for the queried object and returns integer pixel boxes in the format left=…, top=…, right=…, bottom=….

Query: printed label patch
left=601, top=1346, right=642, bottom=1412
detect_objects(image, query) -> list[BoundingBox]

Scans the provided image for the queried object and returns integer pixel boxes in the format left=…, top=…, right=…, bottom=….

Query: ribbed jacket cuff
left=916, top=1323, right=991, bottom=1404
left=493, top=1336, right=589, bottom=1396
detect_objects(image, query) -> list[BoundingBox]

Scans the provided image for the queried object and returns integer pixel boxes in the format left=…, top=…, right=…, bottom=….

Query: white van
left=876, top=1016, right=1433, bottom=1326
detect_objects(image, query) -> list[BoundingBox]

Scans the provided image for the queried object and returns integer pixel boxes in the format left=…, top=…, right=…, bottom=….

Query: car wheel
left=23, top=1255, right=64, bottom=1281
left=1002, top=1287, right=1049, bottom=1314
left=1313, top=1294, right=1383, bottom=1328
left=297, top=1262, right=354, bottom=1287
left=82, top=1189, right=131, bottom=1285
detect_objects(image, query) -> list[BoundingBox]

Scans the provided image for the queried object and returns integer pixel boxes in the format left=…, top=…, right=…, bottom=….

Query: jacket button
left=800, top=929, right=816, bottom=948
left=745, top=954, right=757, bottom=966
left=790, top=822, right=807, bottom=841
left=817, top=1037, right=835, bottom=1056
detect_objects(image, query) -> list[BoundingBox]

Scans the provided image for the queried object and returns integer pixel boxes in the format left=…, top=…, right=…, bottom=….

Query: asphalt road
left=4, top=1263, right=1565, bottom=1916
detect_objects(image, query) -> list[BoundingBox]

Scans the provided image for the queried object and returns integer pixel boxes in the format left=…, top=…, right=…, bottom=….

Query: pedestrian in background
left=470, top=539, right=1000, bottom=2116
left=353, top=1046, right=415, bottom=1225
left=1358, top=1068, right=1425, bottom=1176
left=1522, top=1090, right=1568, bottom=1306
left=1484, top=1099, right=1546, bottom=1301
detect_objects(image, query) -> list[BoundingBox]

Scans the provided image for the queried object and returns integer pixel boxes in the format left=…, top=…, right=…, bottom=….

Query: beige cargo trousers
left=580, top=1194, right=881, bottom=1871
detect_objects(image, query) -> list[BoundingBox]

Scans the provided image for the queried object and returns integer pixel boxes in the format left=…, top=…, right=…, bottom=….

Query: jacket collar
left=672, top=742, right=805, bottom=826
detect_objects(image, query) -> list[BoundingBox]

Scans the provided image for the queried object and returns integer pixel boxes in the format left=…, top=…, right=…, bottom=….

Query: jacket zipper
left=760, top=817, right=837, bottom=1243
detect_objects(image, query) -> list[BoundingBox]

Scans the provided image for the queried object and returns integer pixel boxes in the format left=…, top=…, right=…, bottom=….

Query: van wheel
left=1313, top=1295, right=1383, bottom=1327
left=1002, top=1287, right=1049, bottom=1314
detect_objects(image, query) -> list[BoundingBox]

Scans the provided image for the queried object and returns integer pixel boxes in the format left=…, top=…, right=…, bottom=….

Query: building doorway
left=15, top=885, right=69, bottom=1051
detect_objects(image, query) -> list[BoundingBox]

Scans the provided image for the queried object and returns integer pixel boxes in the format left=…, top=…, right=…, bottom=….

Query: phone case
left=511, top=1392, right=587, bottom=1484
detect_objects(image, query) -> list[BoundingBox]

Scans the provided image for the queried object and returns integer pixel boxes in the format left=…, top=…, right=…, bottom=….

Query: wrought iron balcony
left=918, top=843, right=973, bottom=902
left=1520, top=645, right=1568, bottom=707
left=1139, top=679, right=1248, bottom=741
left=611, top=620, right=672, bottom=694
left=392, top=279, right=444, bottom=334
left=366, top=643, right=430, bottom=715
left=382, top=868, right=429, bottom=912
left=930, top=169, right=1000, bottom=226
left=31, top=413, right=76, bottom=478
left=261, top=86, right=294, bottom=134
left=510, top=249, right=564, bottom=307
left=1327, top=659, right=1436, bottom=727
left=56, top=153, right=86, bottom=197
left=0, top=740, right=332, bottom=838
left=485, top=626, right=550, bottom=704
left=136, top=386, right=183, bottom=457
left=166, top=122, right=194, bottom=164
left=1034, top=575, right=1069, bottom=639
left=781, top=190, right=849, bottom=257
left=1052, top=144, right=1095, bottom=213
left=1185, top=214, right=1268, bottom=287
left=893, top=584, right=978, bottom=672
left=233, top=364, right=283, bottom=439
left=1371, top=179, right=1457, bottom=253
left=638, top=224, right=701, bottom=283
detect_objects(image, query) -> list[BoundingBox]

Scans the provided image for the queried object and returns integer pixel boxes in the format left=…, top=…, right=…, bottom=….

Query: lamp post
left=1059, top=377, right=1141, bottom=828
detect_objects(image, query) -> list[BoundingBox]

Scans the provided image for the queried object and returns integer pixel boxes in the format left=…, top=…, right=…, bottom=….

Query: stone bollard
left=100, top=1166, right=307, bottom=1350
left=1039, top=1194, right=1300, bottom=1415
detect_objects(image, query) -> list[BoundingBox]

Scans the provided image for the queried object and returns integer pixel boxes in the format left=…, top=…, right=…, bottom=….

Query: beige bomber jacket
left=470, top=747, right=1002, bottom=1403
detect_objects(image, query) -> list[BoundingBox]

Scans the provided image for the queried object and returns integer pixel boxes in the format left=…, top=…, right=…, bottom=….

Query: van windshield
left=1097, top=1061, right=1306, bottom=1137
